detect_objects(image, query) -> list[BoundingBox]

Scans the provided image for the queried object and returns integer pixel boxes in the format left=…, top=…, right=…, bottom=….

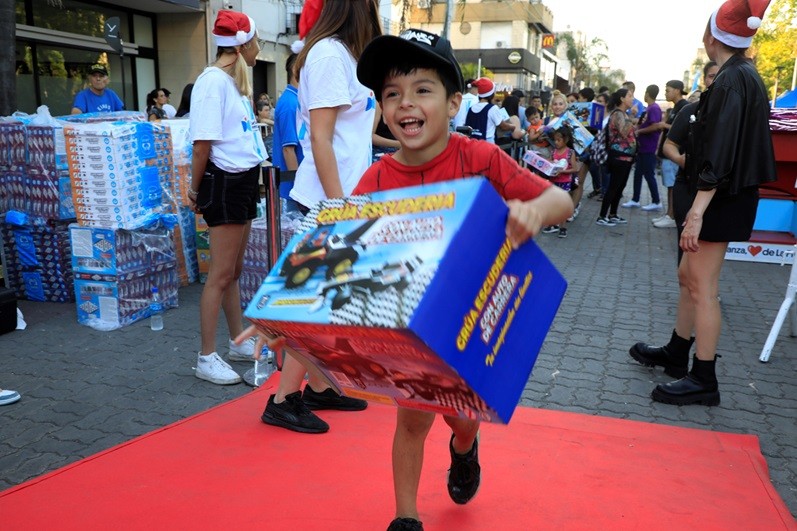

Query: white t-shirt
left=468, top=102, right=505, bottom=143
left=163, top=103, right=177, bottom=119
left=189, top=67, right=266, bottom=172
left=453, top=92, right=478, bottom=128
left=290, top=37, right=376, bottom=209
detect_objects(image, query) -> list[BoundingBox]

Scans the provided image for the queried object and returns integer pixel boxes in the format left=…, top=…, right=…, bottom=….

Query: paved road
left=1, top=189, right=795, bottom=517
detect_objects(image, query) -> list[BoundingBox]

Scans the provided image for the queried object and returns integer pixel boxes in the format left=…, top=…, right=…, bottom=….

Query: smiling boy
left=355, top=29, right=573, bottom=531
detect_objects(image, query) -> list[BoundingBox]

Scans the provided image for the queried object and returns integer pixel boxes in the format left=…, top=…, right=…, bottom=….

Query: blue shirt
left=72, top=88, right=124, bottom=113
left=627, top=97, right=646, bottom=118
left=271, top=85, right=303, bottom=196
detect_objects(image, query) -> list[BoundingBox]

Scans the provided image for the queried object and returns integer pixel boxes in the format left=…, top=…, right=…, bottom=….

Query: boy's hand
left=506, top=200, right=543, bottom=249
left=234, top=325, right=287, bottom=363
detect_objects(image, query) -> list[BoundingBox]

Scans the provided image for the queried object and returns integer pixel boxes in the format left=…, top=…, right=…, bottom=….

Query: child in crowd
left=525, top=106, right=548, bottom=157
left=355, top=29, right=573, bottom=531
left=543, top=128, right=580, bottom=238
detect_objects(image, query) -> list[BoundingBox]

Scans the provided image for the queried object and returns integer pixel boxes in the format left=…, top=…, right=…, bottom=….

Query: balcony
left=409, top=0, right=554, bottom=34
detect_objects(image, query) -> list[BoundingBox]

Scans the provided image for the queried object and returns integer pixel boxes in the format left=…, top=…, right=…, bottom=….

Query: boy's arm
left=505, top=186, right=573, bottom=248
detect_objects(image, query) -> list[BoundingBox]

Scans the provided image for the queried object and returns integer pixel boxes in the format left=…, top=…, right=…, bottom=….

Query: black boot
left=629, top=329, right=692, bottom=378
left=651, top=355, right=720, bottom=406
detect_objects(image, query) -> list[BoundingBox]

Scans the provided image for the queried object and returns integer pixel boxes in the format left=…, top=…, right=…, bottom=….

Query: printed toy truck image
left=309, top=256, right=424, bottom=312
left=279, top=219, right=378, bottom=288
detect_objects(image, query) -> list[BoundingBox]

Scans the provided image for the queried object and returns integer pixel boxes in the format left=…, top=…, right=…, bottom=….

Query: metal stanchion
left=759, top=245, right=797, bottom=362
left=244, top=165, right=283, bottom=387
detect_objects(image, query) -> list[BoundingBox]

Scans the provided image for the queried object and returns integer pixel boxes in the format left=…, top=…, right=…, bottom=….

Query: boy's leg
left=443, top=416, right=481, bottom=504
left=394, top=408, right=436, bottom=519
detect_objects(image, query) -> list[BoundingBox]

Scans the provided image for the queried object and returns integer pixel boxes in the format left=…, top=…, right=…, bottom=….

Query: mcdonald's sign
left=541, top=34, right=555, bottom=49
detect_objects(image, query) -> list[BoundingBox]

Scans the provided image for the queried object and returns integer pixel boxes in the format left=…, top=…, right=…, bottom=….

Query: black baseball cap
left=357, top=29, right=464, bottom=97
left=89, top=64, right=108, bottom=76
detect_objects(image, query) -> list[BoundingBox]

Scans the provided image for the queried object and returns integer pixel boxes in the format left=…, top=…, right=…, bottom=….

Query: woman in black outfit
left=596, top=88, right=636, bottom=226
left=629, top=0, right=777, bottom=406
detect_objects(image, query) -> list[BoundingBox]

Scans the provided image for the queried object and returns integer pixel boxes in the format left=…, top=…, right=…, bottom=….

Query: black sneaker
left=261, top=391, right=329, bottom=433
left=447, top=433, right=481, bottom=504
left=542, top=225, right=559, bottom=234
left=557, top=227, right=568, bottom=238
left=608, top=215, right=628, bottom=224
left=387, top=517, right=423, bottom=531
left=302, top=386, right=368, bottom=411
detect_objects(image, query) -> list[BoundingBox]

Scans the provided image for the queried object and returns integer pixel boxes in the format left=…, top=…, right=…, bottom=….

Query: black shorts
left=196, top=161, right=260, bottom=227
left=674, top=180, right=759, bottom=242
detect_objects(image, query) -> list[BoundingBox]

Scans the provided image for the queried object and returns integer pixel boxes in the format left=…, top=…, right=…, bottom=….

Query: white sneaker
left=653, top=215, right=677, bottom=228
left=641, top=202, right=663, bottom=211
left=196, top=352, right=242, bottom=385
left=228, top=337, right=257, bottom=361
left=0, top=389, right=21, bottom=406
left=621, top=200, right=641, bottom=208
left=651, top=214, right=666, bottom=224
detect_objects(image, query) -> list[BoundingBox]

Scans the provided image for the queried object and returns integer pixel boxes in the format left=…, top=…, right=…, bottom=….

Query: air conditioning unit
left=418, top=0, right=431, bottom=8
left=496, top=41, right=506, bottom=48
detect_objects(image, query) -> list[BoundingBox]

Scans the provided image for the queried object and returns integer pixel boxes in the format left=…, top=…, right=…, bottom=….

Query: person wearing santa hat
left=629, top=0, right=777, bottom=407
left=252, top=0, right=381, bottom=434
left=188, top=9, right=267, bottom=385
left=463, top=77, right=516, bottom=143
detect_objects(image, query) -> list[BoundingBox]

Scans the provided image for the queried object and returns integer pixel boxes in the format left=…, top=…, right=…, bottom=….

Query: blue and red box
left=245, top=178, right=567, bottom=423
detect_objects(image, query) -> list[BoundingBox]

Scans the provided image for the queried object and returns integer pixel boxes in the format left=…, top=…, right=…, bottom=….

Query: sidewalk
left=1, top=187, right=795, bottom=517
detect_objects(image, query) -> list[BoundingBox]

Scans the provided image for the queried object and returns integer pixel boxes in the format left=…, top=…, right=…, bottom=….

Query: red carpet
left=2, top=374, right=794, bottom=530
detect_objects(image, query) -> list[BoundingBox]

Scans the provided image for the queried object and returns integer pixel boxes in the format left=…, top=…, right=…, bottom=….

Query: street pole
left=442, top=0, right=453, bottom=40
left=0, top=0, right=16, bottom=116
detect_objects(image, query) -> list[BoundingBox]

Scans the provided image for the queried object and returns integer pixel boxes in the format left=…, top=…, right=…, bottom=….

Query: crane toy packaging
left=245, top=178, right=567, bottom=423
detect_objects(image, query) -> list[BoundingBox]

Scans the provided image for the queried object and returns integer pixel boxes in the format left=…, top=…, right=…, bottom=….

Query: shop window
left=31, top=0, right=130, bottom=42
left=16, top=42, right=36, bottom=114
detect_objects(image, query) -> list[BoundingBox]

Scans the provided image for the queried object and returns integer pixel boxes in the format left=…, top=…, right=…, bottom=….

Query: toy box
left=567, top=102, right=605, bottom=130
left=522, top=150, right=567, bottom=177
left=545, top=112, right=595, bottom=155
left=74, top=263, right=178, bottom=330
left=69, top=224, right=176, bottom=276
left=245, top=178, right=567, bottom=423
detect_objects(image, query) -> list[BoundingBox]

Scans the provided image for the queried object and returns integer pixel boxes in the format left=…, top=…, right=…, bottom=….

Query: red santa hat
left=710, top=0, right=772, bottom=48
left=291, top=0, right=324, bottom=54
left=213, top=10, right=257, bottom=48
left=472, top=77, right=496, bottom=99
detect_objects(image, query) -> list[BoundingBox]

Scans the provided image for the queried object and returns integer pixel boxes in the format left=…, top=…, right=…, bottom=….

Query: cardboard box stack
left=239, top=217, right=269, bottom=308
left=64, top=122, right=163, bottom=231
left=0, top=212, right=74, bottom=302
left=70, top=225, right=178, bottom=330
left=0, top=115, right=75, bottom=303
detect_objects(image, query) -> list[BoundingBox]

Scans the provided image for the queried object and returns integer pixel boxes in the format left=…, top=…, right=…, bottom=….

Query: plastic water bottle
left=150, top=286, right=164, bottom=331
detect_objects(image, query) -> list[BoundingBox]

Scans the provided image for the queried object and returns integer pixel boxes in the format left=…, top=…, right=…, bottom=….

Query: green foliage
left=752, top=0, right=797, bottom=98
left=460, top=63, right=494, bottom=81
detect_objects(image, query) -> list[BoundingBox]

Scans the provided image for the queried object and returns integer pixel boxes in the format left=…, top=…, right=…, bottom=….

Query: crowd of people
left=21, top=0, right=775, bottom=528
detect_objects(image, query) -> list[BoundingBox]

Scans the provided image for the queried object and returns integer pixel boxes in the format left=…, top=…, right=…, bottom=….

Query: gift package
left=245, top=178, right=567, bottom=423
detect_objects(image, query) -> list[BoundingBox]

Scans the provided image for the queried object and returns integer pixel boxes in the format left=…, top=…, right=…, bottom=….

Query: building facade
left=404, top=0, right=556, bottom=94
left=11, top=0, right=317, bottom=116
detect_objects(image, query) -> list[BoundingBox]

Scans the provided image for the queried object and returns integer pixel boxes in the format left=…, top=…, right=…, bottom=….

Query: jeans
left=632, top=152, right=660, bottom=204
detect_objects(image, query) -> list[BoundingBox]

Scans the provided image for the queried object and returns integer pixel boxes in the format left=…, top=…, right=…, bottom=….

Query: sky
left=550, top=0, right=721, bottom=90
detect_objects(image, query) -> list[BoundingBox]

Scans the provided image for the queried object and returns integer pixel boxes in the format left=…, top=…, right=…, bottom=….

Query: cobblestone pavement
left=1, top=187, right=795, bottom=517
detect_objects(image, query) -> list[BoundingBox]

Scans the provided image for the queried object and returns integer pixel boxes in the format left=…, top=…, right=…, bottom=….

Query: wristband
left=187, top=188, right=199, bottom=198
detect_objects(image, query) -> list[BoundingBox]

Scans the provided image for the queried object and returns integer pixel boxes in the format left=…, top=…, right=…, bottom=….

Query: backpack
left=465, top=103, right=494, bottom=141
left=591, top=124, right=609, bottom=165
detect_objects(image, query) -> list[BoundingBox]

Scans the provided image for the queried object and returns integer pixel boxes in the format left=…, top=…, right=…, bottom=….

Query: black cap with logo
left=357, top=29, right=464, bottom=98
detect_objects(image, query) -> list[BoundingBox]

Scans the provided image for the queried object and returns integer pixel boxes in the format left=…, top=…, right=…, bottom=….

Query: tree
left=460, top=63, right=493, bottom=81
left=752, top=0, right=797, bottom=98
left=557, top=31, right=609, bottom=91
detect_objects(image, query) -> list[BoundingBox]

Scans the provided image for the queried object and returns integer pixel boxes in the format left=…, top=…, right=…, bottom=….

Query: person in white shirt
left=463, top=77, right=515, bottom=143
left=187, top=9, right=267, bottom=386
left=258, top=0, right=377, bottom=434
left=452, top=79, right=478, bottom=129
